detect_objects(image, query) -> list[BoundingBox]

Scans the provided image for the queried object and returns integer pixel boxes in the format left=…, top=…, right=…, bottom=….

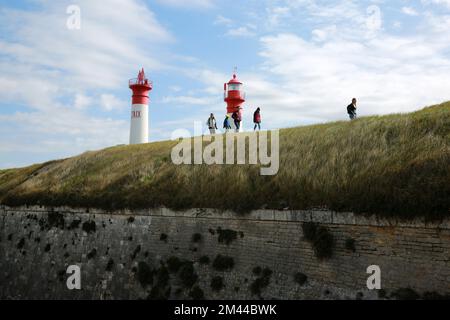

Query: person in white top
left=206, top=113, right=218, bottom=135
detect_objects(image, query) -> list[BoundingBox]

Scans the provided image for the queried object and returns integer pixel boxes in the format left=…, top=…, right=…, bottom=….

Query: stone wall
left=1, top=205, right=449, bottom=300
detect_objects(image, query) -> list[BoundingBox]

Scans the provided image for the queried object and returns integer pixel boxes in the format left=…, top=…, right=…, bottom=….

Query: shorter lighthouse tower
left=129, top=68, right=152, bottom=144
left=224, top=72, right=246, bottom=132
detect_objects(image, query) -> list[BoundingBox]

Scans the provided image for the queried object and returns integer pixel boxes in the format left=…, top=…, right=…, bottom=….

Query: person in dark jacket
left=253, top=107, right=261, bottom=131
left=223, top=115, right=232, bottom=132
left=231, top=107, right=242, bottom=132
left=347, top=98, right=357, bottom=120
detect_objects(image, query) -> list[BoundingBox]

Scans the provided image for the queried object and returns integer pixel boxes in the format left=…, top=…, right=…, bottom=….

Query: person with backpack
left=223, top=114, right=232, bottom=132
left=347, top=98, right=357, bottom=120
left=206, top=113, right=218, bottom=134
left=253, top=107, right=261, bottom=131
left=231, top=107, right=242, bottom=132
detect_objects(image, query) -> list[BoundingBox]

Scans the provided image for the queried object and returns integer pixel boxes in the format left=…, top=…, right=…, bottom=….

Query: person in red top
left=253, top=107, right=261, bottom=131
left=232, top=107, right=242, bottom=132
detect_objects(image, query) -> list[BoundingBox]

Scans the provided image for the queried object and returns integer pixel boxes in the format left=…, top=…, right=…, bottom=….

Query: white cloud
left=312, top=25, right=338, bottom=42
left=266, top=6, right=291, bottom=28
left=0, top=0, right=172, bottom=165
left=421, top=0, right=450, bottom=9
left=74, top=94, right=92, bottom=110
left=393, top=21, right=402, bottom=29
left=177, top=1, right=450, bottom=130
left=402, top=7, right=419, bottom=16
left=169, top=85, right=182, bottom=92
left=252, top=30, right=450, bottom=127
left=161, top=95, right=216, bottom=105
left=214, top=15, right=233, bottom=26
left=424, top=11, right=450, bottom=32
left=0, top=1, right=172, bottom=106
left=180, top=0, right=450, bottom=129
left=0, top=110, right=128, bottom=153
left=155, top=0, right=215, bottom=9
left=226, top=26, right=256, bottom=37
left=100, top=94, right=127, bottom=111
left=216, top=14, right=257, bottom=38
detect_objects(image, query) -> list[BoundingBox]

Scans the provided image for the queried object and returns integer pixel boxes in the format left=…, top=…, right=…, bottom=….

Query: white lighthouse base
left=130, top=104, right=149, bottom=144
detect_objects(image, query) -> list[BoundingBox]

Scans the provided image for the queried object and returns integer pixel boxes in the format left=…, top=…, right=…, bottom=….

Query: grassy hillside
left=1, top=102, right=449, bottom=220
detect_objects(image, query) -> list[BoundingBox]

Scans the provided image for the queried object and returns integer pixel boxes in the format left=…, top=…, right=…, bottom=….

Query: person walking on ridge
left=253, top=107, right=261, bottom=131
left=232, top=107, right=242, bottom=132
left=207, top=113, right=218, bottom=135
left=223, top=114, right=232, bottom=132
left=347, top=98, right=358, bottom=120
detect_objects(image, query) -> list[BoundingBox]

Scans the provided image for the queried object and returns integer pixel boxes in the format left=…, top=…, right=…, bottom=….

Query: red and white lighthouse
left=224, top=72, right=246, bottom=132
left=129, top=68, right=152, bottom=144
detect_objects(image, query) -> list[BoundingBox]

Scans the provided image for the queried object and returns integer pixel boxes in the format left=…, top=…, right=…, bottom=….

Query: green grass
left=1, top=102, right=449, bottom=220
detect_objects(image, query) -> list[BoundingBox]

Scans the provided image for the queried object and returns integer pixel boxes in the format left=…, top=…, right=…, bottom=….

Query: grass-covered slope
left=1, top=102, right=449, bottom=219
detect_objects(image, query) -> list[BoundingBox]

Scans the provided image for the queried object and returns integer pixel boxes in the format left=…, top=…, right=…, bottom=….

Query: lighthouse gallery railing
left=129, top=78, right=153, bottom=87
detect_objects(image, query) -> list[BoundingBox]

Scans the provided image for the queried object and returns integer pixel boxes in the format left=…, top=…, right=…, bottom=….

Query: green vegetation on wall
left=302, top=222, right=334, bottom=259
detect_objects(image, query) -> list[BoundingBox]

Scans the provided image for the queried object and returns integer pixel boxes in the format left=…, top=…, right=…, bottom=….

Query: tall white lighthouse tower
left=129, top=68, right=152, bottom=144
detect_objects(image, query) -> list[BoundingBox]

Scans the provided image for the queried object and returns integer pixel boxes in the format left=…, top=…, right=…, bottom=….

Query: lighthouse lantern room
left=129, top=68, right=152, bottom=145
left=224, top=72, right=246, bottom=132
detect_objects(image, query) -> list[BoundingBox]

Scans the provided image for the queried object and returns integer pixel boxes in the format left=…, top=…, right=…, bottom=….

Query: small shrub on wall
left=252, top=266, right=262, bottom=276
left=250, top=268, right=273, bottom=297
left=217, top=228, right=238, bottom=245
left=179, top=262, right=198, bottom=288
left=302, top=222, right=334, bottom=259
left=345, top=238, right=356, bottom=252
left=212, top=255, right=235, bottom=271
left=137, top=261, right=154, bottom=288
left=82, top=221, right=96, bottom=234
left=314, top=226, right=334, bottom=259
left=192, top=233, right=202, bottom=243
left=167, top=256, right=184, bottom=273
left=302, top=222, right=317, bottom=241
left=294, top=273, right=308, bottom=286
left=105, top=258, right=114, bottom=271
left=189, top=286, right=205, bottom=300
left=211, top=276, right=225, bottom=292
left=199, top=256, right=210, bottom=265
left=160, top=233, right=168, bottom=242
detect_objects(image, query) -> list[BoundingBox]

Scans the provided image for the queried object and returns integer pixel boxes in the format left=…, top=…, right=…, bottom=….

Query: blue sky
left=1, top=0, right=450, bottom=168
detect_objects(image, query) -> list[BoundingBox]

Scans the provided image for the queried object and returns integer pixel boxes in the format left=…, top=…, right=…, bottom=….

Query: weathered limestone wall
left=1, top=205, right=449, bottom=300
